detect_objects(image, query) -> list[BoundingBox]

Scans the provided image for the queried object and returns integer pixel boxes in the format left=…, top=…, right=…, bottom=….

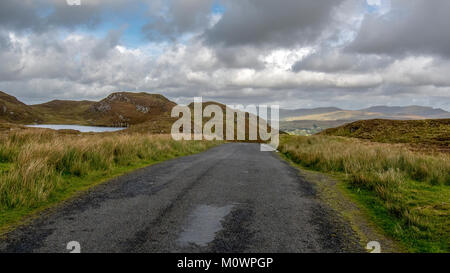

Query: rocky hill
left=28, top=92, right=176, bottom=127
left=86, top=92, right=176, bottom=127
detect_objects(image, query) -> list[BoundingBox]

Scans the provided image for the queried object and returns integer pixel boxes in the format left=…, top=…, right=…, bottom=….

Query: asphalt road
left=0, top=143, right=363, bottom=253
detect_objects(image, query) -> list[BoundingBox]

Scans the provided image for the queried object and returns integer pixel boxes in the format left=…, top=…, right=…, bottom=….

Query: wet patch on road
left=178, top=204, right=234, bottom=247
left=209, top=205, right=255, bottom=253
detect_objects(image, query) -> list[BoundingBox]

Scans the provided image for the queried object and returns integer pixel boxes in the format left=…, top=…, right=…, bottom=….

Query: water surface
left=25, top=124, right=126, bottom=133
left=178, top=204, right=234, bottom=247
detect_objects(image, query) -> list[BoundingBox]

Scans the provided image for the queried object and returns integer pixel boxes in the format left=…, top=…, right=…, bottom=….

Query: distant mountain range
left=280, top=105, right=450, bottom=121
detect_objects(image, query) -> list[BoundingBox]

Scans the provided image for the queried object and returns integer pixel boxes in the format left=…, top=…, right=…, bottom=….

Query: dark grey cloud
left=91, top=28, right=125, bottom=60
left=0, top=32, right=11, bottom=50
left=348, top=0, right=450, bottom=57
left=204, top=0, right=344, bottom=48
left=292, top=50, right=393, bottom=73
left=0, top=0, right=103, bottom=32
left=143, top=0, right=215, bottom=40
left=0, top=0, right=136, bottom=33
left=45, top=2, right=102, bottom=29
left=0, top=0, right=43, bottom=31
left=214, top=46, right=264, bottom=69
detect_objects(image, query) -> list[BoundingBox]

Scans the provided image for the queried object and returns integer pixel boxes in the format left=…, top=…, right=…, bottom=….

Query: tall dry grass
left=280, top=135, right=450, bottom=252
left=280, top=136, right=450, bottom=187
left=0, top=129, right=219, bottom=210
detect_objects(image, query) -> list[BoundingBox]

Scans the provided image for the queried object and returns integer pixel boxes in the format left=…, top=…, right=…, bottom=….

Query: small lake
left=25, top=124, right=126, bottom=133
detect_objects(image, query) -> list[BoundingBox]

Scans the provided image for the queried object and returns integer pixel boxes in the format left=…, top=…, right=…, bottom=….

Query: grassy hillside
left=188, top=101, right=276, bottom=142
left=30, top=100, right=95, bottom=125
left=280, top=135, right=450, bottom=252
left=0, top=91, right=42, bottom=124
left=126, top=116, right=178, bottom=134
left=127, top=102, right=277, bottom=146
left=130, top=101, right=275, bottom=141
left=321, top=119, right=450, bottom=152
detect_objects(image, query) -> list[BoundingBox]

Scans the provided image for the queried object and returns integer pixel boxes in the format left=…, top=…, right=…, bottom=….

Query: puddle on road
left=178, top=204, right=233, bottom=247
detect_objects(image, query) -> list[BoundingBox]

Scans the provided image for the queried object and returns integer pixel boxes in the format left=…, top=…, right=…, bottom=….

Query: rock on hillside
left=88, top=92, right=176, bottom=127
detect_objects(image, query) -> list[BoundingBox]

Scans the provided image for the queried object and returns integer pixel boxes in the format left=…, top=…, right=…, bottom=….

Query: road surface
left=0, top=143, right=363, bottom=253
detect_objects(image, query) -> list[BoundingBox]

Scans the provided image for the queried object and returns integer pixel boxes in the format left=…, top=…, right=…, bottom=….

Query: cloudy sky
left=0, top=0, right=449, bottom=110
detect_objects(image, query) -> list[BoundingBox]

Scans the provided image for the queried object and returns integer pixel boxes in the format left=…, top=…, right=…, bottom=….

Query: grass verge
left=279, top=135, right=450, bottom=253
left=0, top=129, right=221, bottom=234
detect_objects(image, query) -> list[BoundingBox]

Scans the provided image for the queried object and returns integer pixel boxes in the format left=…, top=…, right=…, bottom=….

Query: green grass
left=0, top=130, right=221, bottom=233
left=280, top=135, right=450, bottom=253
left=343, top=181, right=449, bottom=252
